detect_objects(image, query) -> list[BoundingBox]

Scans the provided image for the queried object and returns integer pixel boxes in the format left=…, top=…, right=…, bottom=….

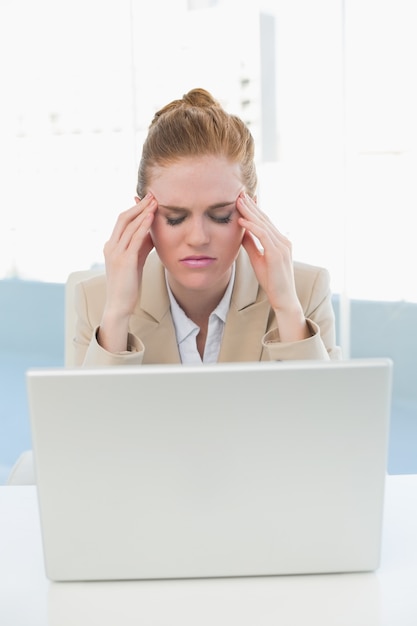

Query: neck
left=167, top=272, right=231, bottom=327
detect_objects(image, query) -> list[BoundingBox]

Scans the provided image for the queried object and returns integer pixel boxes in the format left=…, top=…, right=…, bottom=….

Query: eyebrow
left=158, top=201, right=235, bottom=212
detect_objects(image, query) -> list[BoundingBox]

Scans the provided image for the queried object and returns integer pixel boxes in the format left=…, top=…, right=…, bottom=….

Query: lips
left=180, top=256, right=216, bottom=268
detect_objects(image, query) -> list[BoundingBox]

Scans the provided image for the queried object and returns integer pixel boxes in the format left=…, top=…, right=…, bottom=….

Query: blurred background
left=1, top=0, right=416, bottom=482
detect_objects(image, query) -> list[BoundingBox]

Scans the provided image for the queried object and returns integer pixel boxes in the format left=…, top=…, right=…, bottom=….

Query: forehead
left=148, top=155, right=243, bottom=203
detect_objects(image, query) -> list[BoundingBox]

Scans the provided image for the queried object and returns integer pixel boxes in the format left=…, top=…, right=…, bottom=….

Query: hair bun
left=150, top=88, right=221, bottom=126
left=138, top=86, right=257, bottom=198
left=182, top=88, right=220, bottom=108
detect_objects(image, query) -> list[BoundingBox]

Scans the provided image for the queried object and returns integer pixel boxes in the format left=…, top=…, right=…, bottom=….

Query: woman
left=74, top=88, right=341, bottom=366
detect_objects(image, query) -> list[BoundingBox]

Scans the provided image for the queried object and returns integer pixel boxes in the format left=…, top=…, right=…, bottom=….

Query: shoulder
left=77, top=270, right=106, bottom=297
left=76, top=250, right=164, bottom=299
left=74, top=250, right=167, bottom=320
left=73, top=271, right=107, bottom=323
left=294, top=260, right=330, bottom=284
left=293, top=260, right=331, bottom=308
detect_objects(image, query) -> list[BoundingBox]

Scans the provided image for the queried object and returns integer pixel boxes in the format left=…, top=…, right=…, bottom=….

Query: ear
left=134, top=196, right=140, bottom=204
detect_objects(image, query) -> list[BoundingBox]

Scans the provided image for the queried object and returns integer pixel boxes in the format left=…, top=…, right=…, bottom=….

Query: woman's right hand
left=98, top=193, right=158, bottom=353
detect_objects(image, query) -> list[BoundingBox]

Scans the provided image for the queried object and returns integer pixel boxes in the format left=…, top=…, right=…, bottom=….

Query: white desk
left=1, top=475, right=416, bottom=626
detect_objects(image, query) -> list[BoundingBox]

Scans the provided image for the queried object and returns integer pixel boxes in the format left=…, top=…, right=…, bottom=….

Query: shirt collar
left=166, top=264, right=235, bottom=344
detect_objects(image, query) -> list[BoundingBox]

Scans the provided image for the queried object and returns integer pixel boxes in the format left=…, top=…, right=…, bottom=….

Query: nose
left=186, top=216, right=210, bottom=246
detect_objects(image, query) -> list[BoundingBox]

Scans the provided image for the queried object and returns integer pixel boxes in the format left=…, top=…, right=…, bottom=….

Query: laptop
left=27, top=358, right=392, bottom=582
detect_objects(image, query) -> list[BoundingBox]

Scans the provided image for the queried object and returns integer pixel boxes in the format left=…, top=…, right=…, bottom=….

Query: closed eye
left=166, top=215, right=186, bottom=226
left=211, top=213, right=232, bottom=224
left=165, top=212, right=233, bottom=226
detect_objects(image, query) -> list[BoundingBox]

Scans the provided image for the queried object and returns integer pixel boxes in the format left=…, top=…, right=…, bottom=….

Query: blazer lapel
left=219, top=250, right=272, bottom=362
left=128, top=248, right=271, bottom=364
left=130, top=251, right=181, bottom=364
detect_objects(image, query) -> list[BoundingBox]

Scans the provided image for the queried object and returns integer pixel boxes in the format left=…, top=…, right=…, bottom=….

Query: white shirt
left=166, top=265, right=235, bottom=364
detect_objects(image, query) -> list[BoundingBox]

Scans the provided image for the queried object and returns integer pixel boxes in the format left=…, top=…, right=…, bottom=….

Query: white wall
left=1, top=0, right=416, bottom=304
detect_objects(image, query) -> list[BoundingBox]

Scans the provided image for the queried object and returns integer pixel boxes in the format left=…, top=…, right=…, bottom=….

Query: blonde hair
left=136, top=88, right=257, bottom=197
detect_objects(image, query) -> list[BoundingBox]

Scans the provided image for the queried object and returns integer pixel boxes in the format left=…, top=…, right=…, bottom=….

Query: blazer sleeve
left=262, top=266, right=342, bottom=361
left=73, top=278, right=145, bottom=367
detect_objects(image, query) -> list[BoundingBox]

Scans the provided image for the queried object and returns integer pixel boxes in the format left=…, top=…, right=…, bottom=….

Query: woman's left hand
left=236, top=192, right=309, bottom=341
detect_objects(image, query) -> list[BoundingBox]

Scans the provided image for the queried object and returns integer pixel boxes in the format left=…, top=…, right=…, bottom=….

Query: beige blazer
left=74, top=249, right=341, bottom=366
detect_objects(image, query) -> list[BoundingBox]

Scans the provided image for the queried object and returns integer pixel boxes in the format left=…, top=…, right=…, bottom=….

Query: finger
left=238, top=215, right=276, bottom=249
left=241, top=230, right=264, bottom=257
left=113, top=211, right=155, bottom=258
left=237, top=193, right=270, bottom=224
left=237, top=195, right=282, bottom=245
left=237, top=195, right=290, bottom=246
left=132, top=230, right=155, bottom=265
left=110, top=193, right=156, bottom=243
left=239, top=217, right=293, bottom=266
left=103, top=220, right=155, bottom=272
left=110, top=195, right=157, bottom=249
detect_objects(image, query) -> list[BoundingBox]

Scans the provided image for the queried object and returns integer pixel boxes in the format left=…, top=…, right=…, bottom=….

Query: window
left=1, top=0, right=415, bottom=305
